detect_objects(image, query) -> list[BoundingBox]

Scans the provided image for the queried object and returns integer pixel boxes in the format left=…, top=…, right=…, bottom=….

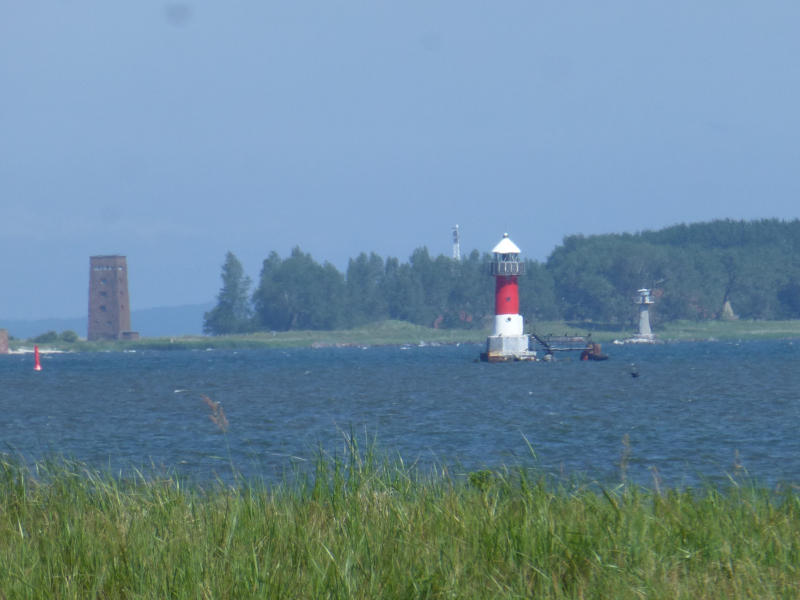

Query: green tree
left=59, top=330, right=79, bottom=343
left=383, top=257, right=425, bottom=323
left=252, top=251, right=291, bottom=330
left=407, top=247, right=453, bottom=326
left=443, top=250, right=493, bottom=328
left=518, top=260, right=560, bottom=322
left=778, top=281, right=800, bottom=317
left=203, top=252, right=253, bottom=335
left=252, top=247, right=346, bottom=331
left=345, top=252, right=388, bottom=326
left=32, top=331, right=58, bottom=343
left=546, top=219, right=800, bottom=324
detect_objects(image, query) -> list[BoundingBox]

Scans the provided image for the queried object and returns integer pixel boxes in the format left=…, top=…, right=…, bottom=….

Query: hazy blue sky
left=2, top=2, right=799, bottom=320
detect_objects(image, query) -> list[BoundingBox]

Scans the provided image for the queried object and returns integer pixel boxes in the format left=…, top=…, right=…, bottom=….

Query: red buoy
left=34, top=345, right=42, bottom=371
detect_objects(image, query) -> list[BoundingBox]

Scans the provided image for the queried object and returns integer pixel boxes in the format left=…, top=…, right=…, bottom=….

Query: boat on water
left=580, top=342, right=608, bottom=361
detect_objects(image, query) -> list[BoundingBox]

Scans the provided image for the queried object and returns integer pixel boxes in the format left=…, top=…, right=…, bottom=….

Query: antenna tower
left=452, top=224, right=461, bottom=260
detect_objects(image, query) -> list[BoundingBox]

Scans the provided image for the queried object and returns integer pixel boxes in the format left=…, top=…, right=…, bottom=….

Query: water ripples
left=2, top=339, right=799, bottom=488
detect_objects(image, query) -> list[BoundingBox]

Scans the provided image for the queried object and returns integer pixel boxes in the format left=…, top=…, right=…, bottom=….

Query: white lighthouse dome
left=491, top=233, right=521, bottom=255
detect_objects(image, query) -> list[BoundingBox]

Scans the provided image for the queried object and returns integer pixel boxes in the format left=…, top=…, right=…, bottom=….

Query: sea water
left=2, top=339, right=799, bottom=488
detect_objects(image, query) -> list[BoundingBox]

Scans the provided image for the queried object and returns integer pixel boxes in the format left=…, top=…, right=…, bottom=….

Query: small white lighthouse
left=613, top=288, right=659, bottom=345
left=480, top=233, right=537, bottom=362
left=634, top=288, right=655, bottom=341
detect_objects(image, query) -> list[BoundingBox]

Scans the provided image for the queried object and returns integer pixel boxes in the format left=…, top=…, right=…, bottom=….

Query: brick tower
left=88, top=255, right=135, bottom=341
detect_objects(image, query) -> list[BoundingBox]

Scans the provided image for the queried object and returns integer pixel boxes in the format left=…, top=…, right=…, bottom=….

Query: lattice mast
left=452, top=225, right=461, bottom=260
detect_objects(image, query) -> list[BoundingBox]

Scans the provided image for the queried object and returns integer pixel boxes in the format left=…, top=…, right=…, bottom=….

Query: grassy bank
left=1, top=444, right=798, bottom=598
left=9, top=318, right=800, bottom=353
left=533, top=319, right=800, bottom=344
left=658, top=319, right=800, bottom=341
left=8, top=320, right=488, bottom=353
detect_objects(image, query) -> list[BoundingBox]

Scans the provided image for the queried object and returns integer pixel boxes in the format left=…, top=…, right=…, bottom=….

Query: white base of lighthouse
left=493, top=314, right=524, bottom=337
left=638, top=307, right=653, bottom=338
left=482, top=315, right=537, bottom=362
left=612, top=306, right=656, bottom=344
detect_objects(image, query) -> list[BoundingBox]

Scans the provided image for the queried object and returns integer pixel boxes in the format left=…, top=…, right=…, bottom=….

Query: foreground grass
left=2, top=447, right=799, bottom=598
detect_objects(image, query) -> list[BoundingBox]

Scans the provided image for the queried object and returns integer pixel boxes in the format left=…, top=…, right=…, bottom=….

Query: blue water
left=2, top=340, right=799, bottom=488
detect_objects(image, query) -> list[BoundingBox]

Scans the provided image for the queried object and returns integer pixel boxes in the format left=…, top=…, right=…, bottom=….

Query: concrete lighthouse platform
left=479, top=233, right=538, bottom=362
left=480, top=334, right=538, bottom=362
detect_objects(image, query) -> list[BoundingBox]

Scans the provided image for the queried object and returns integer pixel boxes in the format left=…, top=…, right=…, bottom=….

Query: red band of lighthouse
left=495, top=276, right=519, bottom=315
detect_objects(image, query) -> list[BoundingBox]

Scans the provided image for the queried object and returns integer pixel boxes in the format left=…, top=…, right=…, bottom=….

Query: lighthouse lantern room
left=480, top=233, right=537, bottom=362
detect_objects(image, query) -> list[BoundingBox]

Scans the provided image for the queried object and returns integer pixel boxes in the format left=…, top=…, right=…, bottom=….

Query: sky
left=2, top=2, right=799, bottom=320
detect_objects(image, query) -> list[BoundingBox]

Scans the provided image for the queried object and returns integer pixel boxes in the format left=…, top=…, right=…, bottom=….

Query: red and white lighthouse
left=481, top=233, right=537, bottom=361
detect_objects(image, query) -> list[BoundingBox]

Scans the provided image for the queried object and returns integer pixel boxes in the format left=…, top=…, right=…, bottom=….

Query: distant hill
left=1, top=303, right=213, bottom=340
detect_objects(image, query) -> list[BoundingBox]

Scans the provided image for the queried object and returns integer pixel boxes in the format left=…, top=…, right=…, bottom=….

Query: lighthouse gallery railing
left=491, top=261, right=525, bottom=276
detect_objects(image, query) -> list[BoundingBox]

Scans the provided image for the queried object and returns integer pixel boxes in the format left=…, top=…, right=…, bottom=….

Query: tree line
left=204, top=219, right=800, bottom=335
